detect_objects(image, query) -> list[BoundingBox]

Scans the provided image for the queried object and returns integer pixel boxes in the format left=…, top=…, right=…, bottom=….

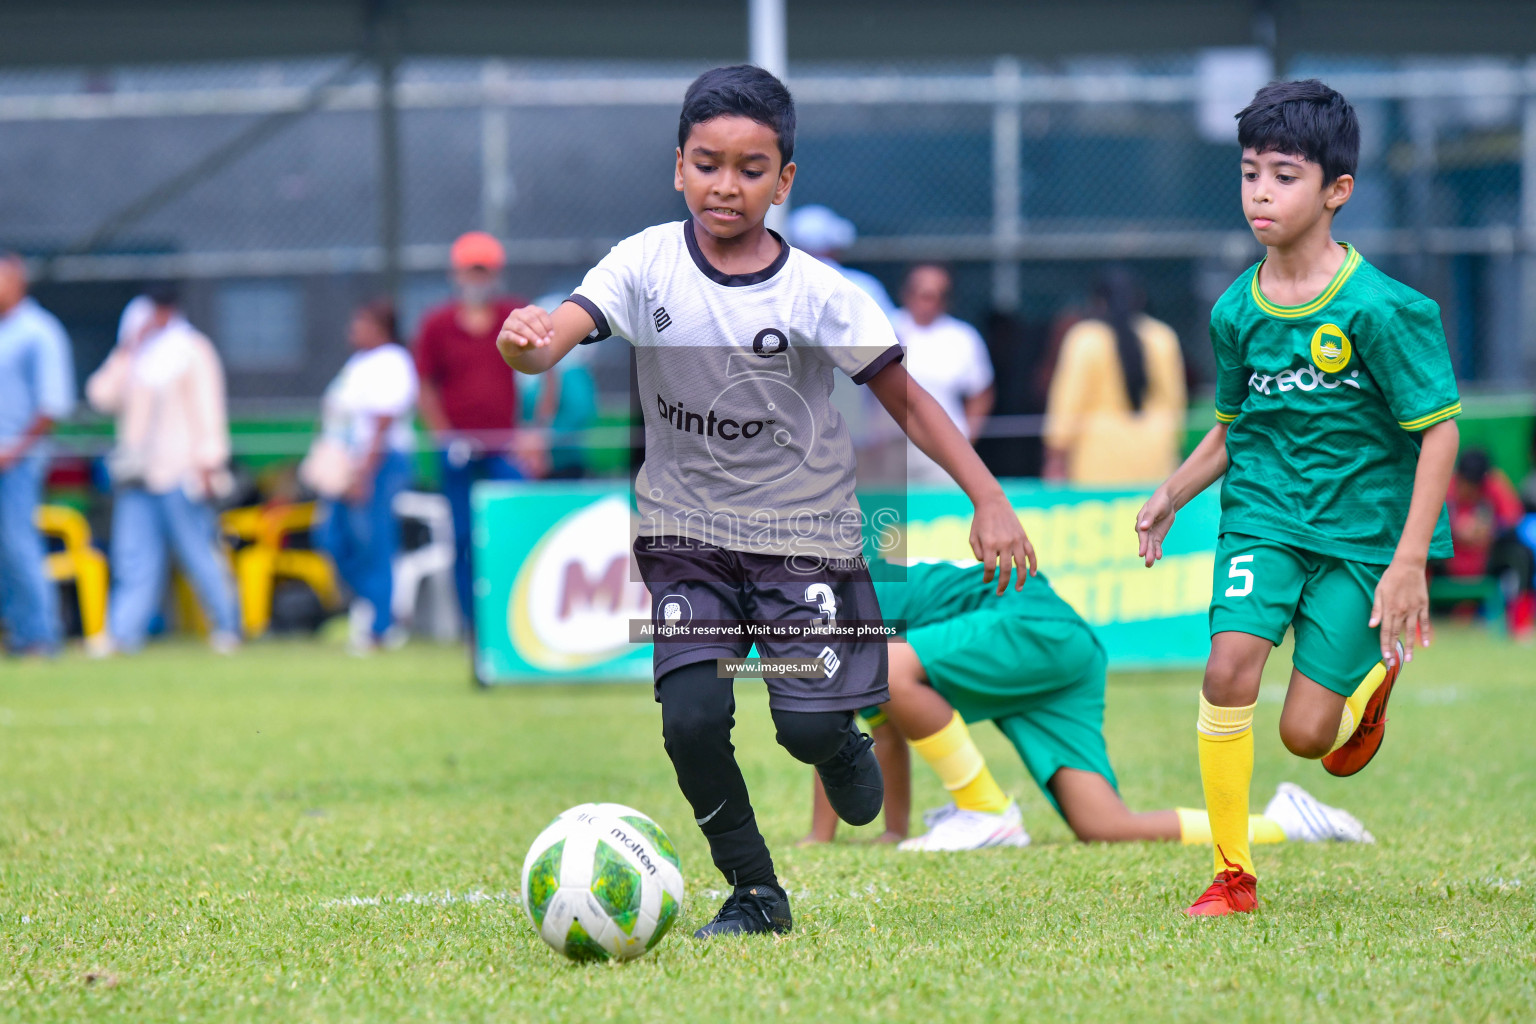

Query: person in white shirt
left=313, top=299, right=418, bottom=651
left=785, top=204, right=897, bottom=316
left=786, top=206, right=898, bottom=458
left=88, top=285, right=239, bottom=654
left=893, top=265, right=996, bottom=484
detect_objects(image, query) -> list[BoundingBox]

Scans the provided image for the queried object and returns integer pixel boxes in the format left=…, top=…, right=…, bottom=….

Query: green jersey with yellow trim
left=1209, top=244, right=1458, bottom=563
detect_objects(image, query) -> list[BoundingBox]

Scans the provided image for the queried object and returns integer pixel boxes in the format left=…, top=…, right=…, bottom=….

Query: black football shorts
left=633, top=536, right=889, bottom=713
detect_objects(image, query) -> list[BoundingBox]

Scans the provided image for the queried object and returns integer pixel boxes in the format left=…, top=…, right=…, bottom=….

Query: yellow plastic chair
left=35, top=504, right=108, bottom=642
left=171, top=571, right=213, bottom=637
left=221, top=502, right=340, bottom=637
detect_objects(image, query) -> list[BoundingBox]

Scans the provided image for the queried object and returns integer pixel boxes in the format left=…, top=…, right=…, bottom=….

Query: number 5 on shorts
left=1225, top=555, right=1255, bottom=597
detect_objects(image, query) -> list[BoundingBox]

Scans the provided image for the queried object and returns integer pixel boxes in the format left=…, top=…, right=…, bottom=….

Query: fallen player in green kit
left=804, top=559, right=1373, bottom=851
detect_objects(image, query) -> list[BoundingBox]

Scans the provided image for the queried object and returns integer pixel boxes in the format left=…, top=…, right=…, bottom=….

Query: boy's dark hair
left=678, top=65, right=796, bottom=165
left=1236, top=79, right=1359, bottom=185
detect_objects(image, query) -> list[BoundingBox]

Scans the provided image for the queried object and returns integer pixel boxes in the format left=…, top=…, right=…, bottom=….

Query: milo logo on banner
left=505, top=495, right=650, bottom=671
left=474, top=482, right=1224, bottom=681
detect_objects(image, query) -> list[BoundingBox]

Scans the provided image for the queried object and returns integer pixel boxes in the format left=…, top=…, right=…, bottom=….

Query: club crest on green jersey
left=1310, top=323, right=1352, bottom=374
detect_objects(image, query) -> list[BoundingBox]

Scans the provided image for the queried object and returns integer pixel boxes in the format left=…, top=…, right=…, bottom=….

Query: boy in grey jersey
left=498, top=65, right=1036, bottom=939
left=569, top=217, right=895, bottom=562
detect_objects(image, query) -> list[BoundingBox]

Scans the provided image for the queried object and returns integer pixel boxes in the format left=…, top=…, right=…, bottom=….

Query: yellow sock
left=1197, top=695, right=1256, bottom=877
left=1175, top=808, right=1287, bottom=845
left=1250, top=814, right=1286, bottom=844
left=1328, top=659, right=1390, bottom=754
left=910, top=711, right=1009, bottom=814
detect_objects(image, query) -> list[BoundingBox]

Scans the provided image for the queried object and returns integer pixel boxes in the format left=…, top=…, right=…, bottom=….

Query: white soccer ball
left=520, top=802, right=685, bottom=961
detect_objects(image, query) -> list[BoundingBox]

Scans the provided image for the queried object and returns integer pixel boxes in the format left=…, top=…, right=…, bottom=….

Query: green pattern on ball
left=525, top=838, right=564, bottom=929
left=621, top=815, right=680, bottom=869
left=590, top=840, right=642, bottom=935
left=563, top=917, right=609, bottom=961
left=646, top=889, right=680, bottom=950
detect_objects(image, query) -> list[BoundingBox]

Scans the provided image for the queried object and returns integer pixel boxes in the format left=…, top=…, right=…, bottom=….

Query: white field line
left=321, top=889, right=518, bottom=908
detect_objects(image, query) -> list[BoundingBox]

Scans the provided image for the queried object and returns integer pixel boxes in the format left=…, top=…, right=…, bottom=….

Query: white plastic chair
left=391, top=490, right=459, bottom=639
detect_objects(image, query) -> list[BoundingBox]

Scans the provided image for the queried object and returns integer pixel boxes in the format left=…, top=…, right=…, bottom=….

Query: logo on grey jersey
left=657, top=394, right=775, bottom=440
left=752, top=327, right=789, bottom=356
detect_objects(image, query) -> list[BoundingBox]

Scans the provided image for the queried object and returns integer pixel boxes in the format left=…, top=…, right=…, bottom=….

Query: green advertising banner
left=472, top=481, right=1222, bottom=684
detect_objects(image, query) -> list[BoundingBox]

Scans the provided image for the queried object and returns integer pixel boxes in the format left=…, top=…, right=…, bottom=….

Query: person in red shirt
left=1441, top=447, right=1534, bottom=635
left=1445, top=449, right=1523, bottom=577
left=412, top=231, right=533, bottom=631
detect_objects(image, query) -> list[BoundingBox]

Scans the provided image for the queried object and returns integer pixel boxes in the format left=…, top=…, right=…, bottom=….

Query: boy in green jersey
left=1136, top=80, right=1461, bottom=917
left=802, top=560, right=1374, bottom=851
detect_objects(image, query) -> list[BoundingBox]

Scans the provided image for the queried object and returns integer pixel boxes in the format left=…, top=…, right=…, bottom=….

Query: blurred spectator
left=1519, top=422, right=1536, bottom=636
left=1043, top=266, right=1186, bottom=485
left=314, top=300, right=418, bottom=653
left=1444, top=449, right=1522, bottom=577
left=412, top=231, right=530, bottom=630
left=87, top=285, right=239, bottom=654
left=787, top=206, right=896, bottom=463
left=786, top=205, right=896, bottom=316
left=518, top=292, right=600, bottom=480
left=975, top=311, right=1050, bottom=478
left=1442, top=448, right=1533, bottom=635
left=893, top=264, right=995, bottom=484
left=0, top=253, right=75, bottom=655
left=1521, top=421, right=1536, bottom=513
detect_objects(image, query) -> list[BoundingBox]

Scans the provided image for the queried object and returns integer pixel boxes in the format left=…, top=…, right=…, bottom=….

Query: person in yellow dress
left=1043, top=267, right=1187, bottom=485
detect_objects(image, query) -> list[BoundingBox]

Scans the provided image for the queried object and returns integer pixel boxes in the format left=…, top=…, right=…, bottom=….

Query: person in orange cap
left=412, top=231, right=534, bottom=635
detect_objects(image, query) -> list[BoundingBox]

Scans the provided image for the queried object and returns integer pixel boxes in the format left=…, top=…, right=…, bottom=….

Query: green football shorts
left=1208, top=532, right=1387, bottom=697
left=905, top=612, right=1117, bottom=817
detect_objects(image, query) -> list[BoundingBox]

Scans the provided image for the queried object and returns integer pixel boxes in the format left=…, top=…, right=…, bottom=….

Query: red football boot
left=1322, top=640, right=1405, bottom=778
left=1186, top=850, right=1258, bottom=917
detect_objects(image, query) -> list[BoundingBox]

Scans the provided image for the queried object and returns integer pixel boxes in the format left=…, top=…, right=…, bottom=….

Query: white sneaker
left=348, top=600, right=374, bottom=649
left=921, top=802, right=959, bottom=828
left=84, top=634, right=117, bottom=659
left=898, top=800, right=1030, bottom=852
left=1264, top=782, right=1375, bottom=843
left=209, top=631, right=241, bottom=655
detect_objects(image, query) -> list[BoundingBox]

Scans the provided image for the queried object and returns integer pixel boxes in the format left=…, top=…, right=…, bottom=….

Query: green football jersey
left=1210, top=243, right=1459, bottom=563
left=872, top=561, right=1087, bottom=632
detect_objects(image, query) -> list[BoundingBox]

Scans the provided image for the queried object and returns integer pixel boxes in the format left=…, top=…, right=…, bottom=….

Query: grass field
left=2, top=629, right=1532, bottom=1022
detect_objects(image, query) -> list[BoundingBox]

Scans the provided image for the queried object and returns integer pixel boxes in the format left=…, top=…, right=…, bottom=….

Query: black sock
left=657, top=661, right=776, bottom=888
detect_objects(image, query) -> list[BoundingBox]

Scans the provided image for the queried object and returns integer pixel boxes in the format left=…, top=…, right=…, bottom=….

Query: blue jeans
left=440, top=450, right=522, bottom=625
left=0, top=455, right=61, bottom=652
left=316, top=452, right=411, bottom=638
left=108, top=487, right=241, bottom=650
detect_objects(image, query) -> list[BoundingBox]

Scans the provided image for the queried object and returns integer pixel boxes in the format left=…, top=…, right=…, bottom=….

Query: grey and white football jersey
left=568, top=220, right=902, bottom=561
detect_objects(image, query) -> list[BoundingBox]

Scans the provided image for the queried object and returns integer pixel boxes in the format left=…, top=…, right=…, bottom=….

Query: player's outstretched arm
left=1370, top=417, right=1458, bottom=663
left=1136, top=423, right=1230, bottom=568
left=867, top=361, right=1036, bottom=592
left=496, top=301, right=596, bottom=376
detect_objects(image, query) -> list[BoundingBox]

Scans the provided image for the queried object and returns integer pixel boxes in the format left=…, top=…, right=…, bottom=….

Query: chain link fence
left=2, top=54, right=1532, bottom=421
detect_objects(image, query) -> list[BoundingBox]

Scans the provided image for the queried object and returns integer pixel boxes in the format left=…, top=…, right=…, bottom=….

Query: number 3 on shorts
left=805, top=583, right=838, bottom=627
left=1225, top=554, right=1255, bottom=597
